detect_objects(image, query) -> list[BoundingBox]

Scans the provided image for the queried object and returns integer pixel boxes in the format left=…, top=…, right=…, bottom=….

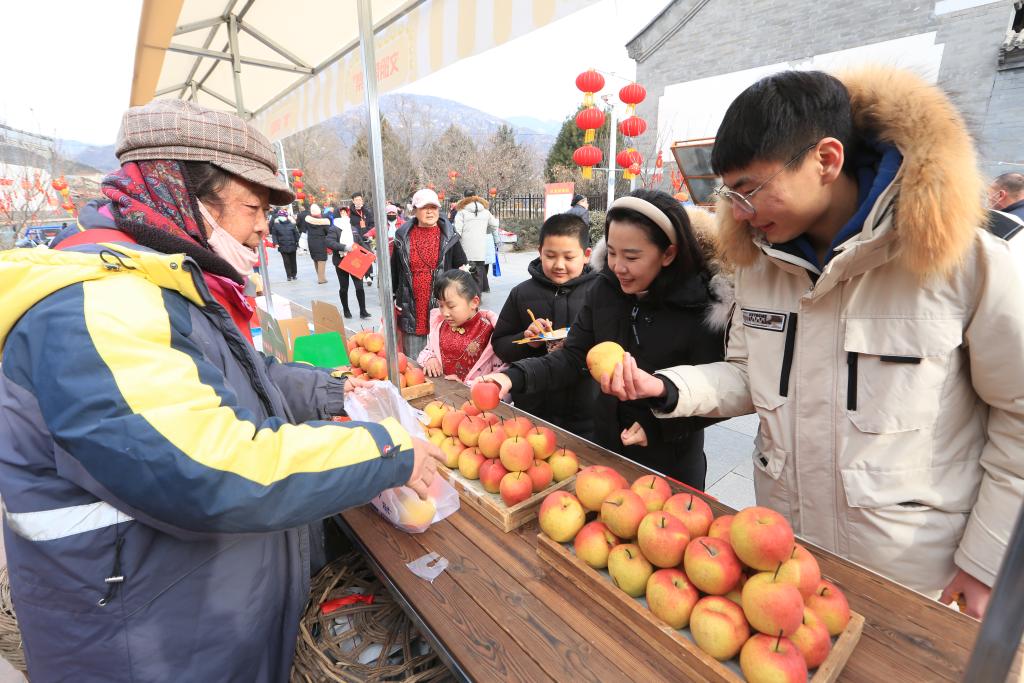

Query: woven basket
left=0, top=566, right=27, bottom=676
left=290, top=552, right=451, bottom=683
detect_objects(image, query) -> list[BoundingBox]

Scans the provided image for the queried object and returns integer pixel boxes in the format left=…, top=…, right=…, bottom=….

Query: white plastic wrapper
left=343, top=380, right=426, bottom=438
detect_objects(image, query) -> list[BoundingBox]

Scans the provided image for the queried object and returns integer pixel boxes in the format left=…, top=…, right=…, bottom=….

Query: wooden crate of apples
left=536, top=467, right=863, bottom=683
left=423, top=380, right=583, bottom=532
left=345, top=330, right=433, bottom=399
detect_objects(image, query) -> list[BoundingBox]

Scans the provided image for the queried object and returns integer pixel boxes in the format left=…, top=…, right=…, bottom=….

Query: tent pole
left=357, top=0, right=401, bottom=388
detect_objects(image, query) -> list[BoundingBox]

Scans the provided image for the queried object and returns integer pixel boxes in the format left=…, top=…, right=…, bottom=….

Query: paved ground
left=262, top=246, right=757, bottom=509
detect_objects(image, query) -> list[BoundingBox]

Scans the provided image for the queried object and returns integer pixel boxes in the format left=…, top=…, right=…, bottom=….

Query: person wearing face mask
left=0, top=100, right=443, bottom=683
left=385, top=203, right=404, bottom=238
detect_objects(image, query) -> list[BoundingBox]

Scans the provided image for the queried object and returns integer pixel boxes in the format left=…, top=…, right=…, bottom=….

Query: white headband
left=608, top=196, right=677, bottom=245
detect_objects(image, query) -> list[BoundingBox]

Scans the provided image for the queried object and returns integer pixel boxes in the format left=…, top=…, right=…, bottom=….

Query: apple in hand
left=479, top=458, right=508, bottom=494
left=499, top=435, right=534, bottom=472
left=575, top=465, right=629, bottom=512
left=683, top=536, right=743, bottom=595
left=499, top=471, right=533, bottom=507
left=477, top=423, right=507, bottom=459
left=574, top=521, right=620, bottom=569
left=457, top=447, right=486, bottom=480
left=538, top=491, right=585, bottom=542
left=789, top=607, right=832, bottom=669
left=730, top=506, right=795, bottom=571
left=607, top=543, right=653, bottom=598
left=805, top=580, right=851, bottom=636
left=396, top=494, right=437, bottom=528
left=776, top=543, right=821, bottom=599
left=690, top=596, right=751, bottom=661
left=630, top=474, right=672, bottom=512
left=739, top=633, right=808, bottom=683
left=600, top=489, right=648, bottom=540
left=423, top=400, right=450, bottom=428
left=548, top=447, right=579, bottom=481
left=525, top=426, right=557, bottom=460
left=741, top=571, right=804, bottom=636
left=471, top=379, right=501, bottom=411
left=527, top=459, right=553, bottom=492
left=637, top=511, right=690, bottom=568
left=708, top=514, right=734, bottom=541
left=586, top=341, right=625, bottom=382
left=440, top=437, right=466, bottom=468
left=646, top=568, right=700, bottom=629
left=663, top=493, right=714, bottom=539
left=441, top=409, right=467, bottom=437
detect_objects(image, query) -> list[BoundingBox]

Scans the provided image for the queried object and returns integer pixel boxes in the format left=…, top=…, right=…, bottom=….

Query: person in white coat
left=454, top=190, right=499, bottom=293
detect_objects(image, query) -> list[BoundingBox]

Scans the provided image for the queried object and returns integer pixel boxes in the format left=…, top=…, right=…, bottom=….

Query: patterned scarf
left=101, top=160, right=243, bottom=284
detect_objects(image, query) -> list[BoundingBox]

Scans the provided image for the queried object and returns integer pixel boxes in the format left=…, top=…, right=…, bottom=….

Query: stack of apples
left=346, top=330, right=426, bottom=388
left=424, top=381, right=580, bottom=507
left=538, top=468, right=852, bottom=683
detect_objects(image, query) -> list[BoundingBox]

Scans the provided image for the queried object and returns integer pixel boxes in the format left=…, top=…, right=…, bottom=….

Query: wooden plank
left=341, top=505, right=552, bottom=682
left=400, top=378, right=435, bottom=401
left=537, top=533, right=863, bottom=682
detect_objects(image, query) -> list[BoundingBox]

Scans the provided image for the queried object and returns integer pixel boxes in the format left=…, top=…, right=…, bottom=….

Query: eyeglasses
left=713, top=143, right=817, bottom=216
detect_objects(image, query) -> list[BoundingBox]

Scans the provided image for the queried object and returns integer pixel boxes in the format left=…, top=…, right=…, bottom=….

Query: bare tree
left=342, top=118, right=419, bottom=205
left=281, top=124, right=345, bottom=204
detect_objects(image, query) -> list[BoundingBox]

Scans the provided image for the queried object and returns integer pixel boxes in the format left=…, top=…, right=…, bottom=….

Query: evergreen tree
left=544, top=105, right=627, bottom=194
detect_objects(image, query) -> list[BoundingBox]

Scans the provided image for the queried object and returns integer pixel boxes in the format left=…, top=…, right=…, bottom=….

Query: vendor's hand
left=406, top=437, right=443, bottom=500
left=475, top=373, right=512, bottom=399
left=600, top=352, right=666, bottom=401
left=423, top=357, right=443, bottom=378
left=621, top=422, right=648, bottom=447
left=940, top=568, right=991, bottom=619
left=525, top=318, right=553, bottom=347
left=344, top=375, right=371, bottom=393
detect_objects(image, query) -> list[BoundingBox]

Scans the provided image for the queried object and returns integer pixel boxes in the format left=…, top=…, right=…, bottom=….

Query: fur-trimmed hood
left=455, top=195, right=489, bottom=211
left=717, top=67, right=986, bottom=277
left=591, top=205, right=735, bottom=331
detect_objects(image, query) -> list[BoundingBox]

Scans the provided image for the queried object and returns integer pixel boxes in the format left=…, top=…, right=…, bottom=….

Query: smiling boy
left=607, top=68, right=1024, bottom=617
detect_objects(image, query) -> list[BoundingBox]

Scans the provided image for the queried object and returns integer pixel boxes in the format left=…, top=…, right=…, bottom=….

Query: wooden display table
left=338, top=378, right=1015, bottom=682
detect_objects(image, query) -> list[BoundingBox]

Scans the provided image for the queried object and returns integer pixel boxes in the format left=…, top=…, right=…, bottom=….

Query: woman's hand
left=423, top=357, right=443, bottom=378
left=406, top=437, right=444, bottom=499
left=621, top=422, right=648, bottom=447
left=344, top=375, right=371, bottom=393
left=599, top=352, right=666, bottom=401
left=474, top=373, right=512, bottom=399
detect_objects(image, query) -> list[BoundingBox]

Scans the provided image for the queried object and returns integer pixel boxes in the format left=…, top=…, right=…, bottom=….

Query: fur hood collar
left=455, top=196, right=489, bottom=211
left=717, top=67, right=986, bottom=277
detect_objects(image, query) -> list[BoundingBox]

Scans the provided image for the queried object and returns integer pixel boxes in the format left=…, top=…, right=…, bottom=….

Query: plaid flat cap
left=115, top=99, right=295, bottom=206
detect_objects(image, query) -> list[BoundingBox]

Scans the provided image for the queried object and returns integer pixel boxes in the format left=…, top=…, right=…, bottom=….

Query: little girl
left=418, top=269, right=505, bottom=382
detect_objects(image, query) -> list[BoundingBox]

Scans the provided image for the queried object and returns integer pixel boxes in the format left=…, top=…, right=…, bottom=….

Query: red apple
left=548, top=447, right=579, bottom=482
left=499, top=435, right=534, bottom=473
left=805, top=580, right=851, bottom=636
left=525, top=426, right=557, bottom=460
left=731, top=506, right=795, bottom=571
left=739, top=633, right=808, bottom=683
left=575, top=465, right=629, bottom=512
left=527, top=460, right=554, bottom=492
left=683, top=536, right=744, bottom=595
left=708, top=514, right=734, bottom=541
left=600, top=489, right=648, bottom=540
left=630, top=474, right=672, bottom=512
left=423, top=400, right=449, bottom=428
left=460, top=400, right=482, bottom=417
left=776, top=543, right=821, bottom=599
left=690, top=596, right=751, bottom=661
left=538, top=491, right=585, bottom=542
left=368, top=356, right=388, bottom=380
left=574, top=521, right=620, bottom=569
left=502, top=416, right=534, bottom=438
left=607, top=543, right=653, bottom=597
left=637, top=511, right=690, bottom=568
left=363, top=332, right=385, bottom=353
left=457, top=447, right=486, bottom=480
left=457, top=415, right=488, bottom=447
left=439, top=436, right=465, bottom=468
left=663, top=493, right=714, bottom=539
left=479, top=458, right=508, bottom=494
left=397, top=352, right=408, bottom=373
left=477, top=423, right=507, bottom=459
left=499, top=471, right=533, bottom=507
left=359, top=351, right=375, bottom=372
left=441, top=409, right=467, bottom=437
left=471, top=379, right=501, bottom=411
left=405, top=366, right=426, bottom=386
left=646, top=568, right=700, bottom=630
left=789, top=607, right=832, bottom=669
left=741, top=571, right=804, bottom=637
left=479, top=411, right=501, bottom=426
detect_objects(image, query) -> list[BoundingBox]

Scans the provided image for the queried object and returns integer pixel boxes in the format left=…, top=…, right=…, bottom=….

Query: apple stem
left=775, top=630, right=783, bottom=652
left=773, top=562, right=782, bottom=582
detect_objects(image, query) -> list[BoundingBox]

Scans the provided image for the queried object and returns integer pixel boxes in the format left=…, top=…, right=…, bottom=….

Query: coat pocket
left=742, top=308, right=796, bottom=412
left=842, top=318, right=961, bottom=434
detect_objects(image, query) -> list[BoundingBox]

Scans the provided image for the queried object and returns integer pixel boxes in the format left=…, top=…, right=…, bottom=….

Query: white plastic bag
left=372, top=476, right=460, bottom=534
left=343, top=380, right=426, bottom=438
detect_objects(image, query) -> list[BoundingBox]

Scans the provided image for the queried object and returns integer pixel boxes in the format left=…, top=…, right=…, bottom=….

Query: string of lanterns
left=572, top=71, right=649, bottom=182
left=51, top=176, right=76, bottom=216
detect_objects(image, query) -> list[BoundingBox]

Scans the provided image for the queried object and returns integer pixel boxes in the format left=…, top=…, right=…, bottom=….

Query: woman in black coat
left=304, top=203, right=331, bottom=283
left=269, top=209, right=300, bottom=280
left=480, top=190, right=732, bottom=489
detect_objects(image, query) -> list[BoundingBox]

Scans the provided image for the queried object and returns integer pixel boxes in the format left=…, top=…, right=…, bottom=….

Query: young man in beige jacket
left=602, top=68, right=1024, bottom=619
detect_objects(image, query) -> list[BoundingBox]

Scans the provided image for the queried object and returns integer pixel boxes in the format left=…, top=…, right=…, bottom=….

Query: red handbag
left=338, top=244, right=376, bottom=278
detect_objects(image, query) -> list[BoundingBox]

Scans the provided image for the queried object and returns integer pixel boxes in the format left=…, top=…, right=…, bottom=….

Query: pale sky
left=0, top=0, right=667, bottom=145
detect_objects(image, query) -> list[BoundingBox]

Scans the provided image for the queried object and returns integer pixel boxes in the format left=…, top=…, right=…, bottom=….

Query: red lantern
left=619, top=83, right=647, bottom=116
left=20, top=179, right=31, bottom=191
left=575, top=107, right=606, bottom=144
left=488, top=187, right=497, bottom=198
left=438, top=190, right=446, bottom=201
left=575, top=69, right=605, bottom=107
left=618, top=116, right=647, bottom=138
left=628, top=163, right=642, bottom=176
left=573, top=144, right=603, bottom=179
left=293, top=180, right=304, bottom=190
left=448, top=170, right=460, bottom=184
left=616, top=148, right=643, bottom=180
left=62, top=201, right=75, bottom=211
left=292, top=170, right=303, bottom=178
left=296, top=191, right=306, bottom=201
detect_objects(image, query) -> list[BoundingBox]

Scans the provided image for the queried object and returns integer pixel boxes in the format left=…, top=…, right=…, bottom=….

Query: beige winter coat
left=655, top=68, right=1024, bottom=594
left=454, top=196, right=499, bottom=262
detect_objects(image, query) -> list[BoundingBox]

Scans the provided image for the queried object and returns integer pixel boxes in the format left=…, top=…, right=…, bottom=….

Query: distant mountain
left=505, top=116, right=563, bottom=136
left=58, top=140, right=118, bottom=174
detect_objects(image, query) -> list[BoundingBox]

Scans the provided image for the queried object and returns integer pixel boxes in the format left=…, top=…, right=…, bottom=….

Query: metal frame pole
left=961, top=500, right=1024, bottom=682
left=356, top=0, right=401, bottom=387
left=605, top=96, right=618, bottom=206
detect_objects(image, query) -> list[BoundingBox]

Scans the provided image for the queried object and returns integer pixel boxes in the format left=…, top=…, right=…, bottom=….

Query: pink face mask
left=197, top=199, right=259, bottom=277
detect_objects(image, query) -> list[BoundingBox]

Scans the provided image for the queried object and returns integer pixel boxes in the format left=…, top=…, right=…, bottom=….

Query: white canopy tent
left=130, top=0, right=595, bottom=382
